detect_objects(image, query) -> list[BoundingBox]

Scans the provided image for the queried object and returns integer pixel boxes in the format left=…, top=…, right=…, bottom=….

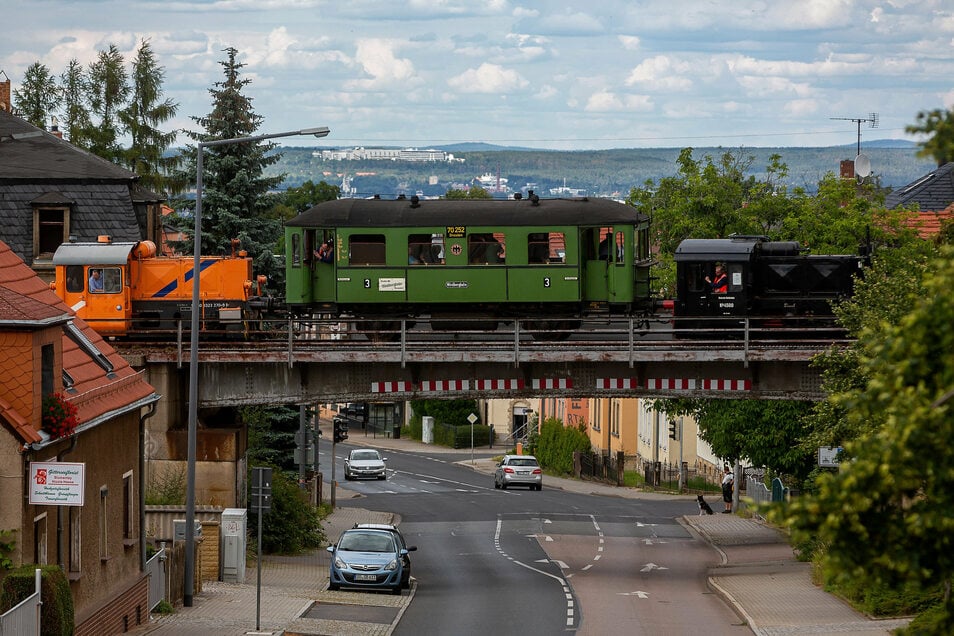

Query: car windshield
left=351, top=451, right=381, bottom=461
left=508, top=458, right=538, bottom=467
left=338, top=532, right=395, bottom=552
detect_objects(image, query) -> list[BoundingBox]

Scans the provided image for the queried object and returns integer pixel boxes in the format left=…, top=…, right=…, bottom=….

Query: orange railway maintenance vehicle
left=51, top=237, right=272, bottom=337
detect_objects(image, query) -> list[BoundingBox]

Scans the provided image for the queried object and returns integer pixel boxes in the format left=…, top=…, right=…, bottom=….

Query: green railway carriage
left=284, top=196, right=653, bottom=327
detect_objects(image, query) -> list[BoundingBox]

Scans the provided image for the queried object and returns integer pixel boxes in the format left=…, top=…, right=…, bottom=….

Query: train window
left=469, top=233, right=505, bottom=265
left=291, top=234, right=301, bottom=268
left=408, top=234, right=443, bottom=265
left=686, top=264, right=707, bottom=292
left=614, top=231, right=625, bottom=263
left=66, top=265, right=84, bottom=293
left=348, top=234, right=386, bottom=266
left=89, top=267, right=122, bottom=293
left=528, top=232, right=565, bottom=264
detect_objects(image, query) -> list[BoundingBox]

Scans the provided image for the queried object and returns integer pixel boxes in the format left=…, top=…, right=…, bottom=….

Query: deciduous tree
left=118, top=39, right=181, bottom=195
left=779, top=245, right=954, bottom=631
left=59, top=59, right=93, bottom=149
left=906, top=107, right=954, bottom=167
left=85, top=44, right=130, bottom=163
left=13, top=62, right=60, bottom=129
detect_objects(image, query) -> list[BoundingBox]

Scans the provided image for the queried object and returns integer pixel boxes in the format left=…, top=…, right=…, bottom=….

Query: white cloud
left=624, top=55, right=692, bottom=91
left=618, top=35, right=640, bottom=51
left=447, top=63, right=528, bottom=93
left=346, top=39, right=416, bottom=89
left=584, top=91, right=652, bottom=112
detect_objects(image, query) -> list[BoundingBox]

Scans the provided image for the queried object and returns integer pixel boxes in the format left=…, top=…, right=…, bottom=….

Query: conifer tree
left=173, top=46, right=285, bottom=285
left=119, top=39, right=182, bottom=195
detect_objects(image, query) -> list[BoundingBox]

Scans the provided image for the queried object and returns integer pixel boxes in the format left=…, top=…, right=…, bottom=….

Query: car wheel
left=500, top=482, right=507, bottom=490
left=494, top=479, right=500, bottom=489
left=378, top=475, right=386, bottom=480
left=391, top=585, right=402, bottom=596
left=329, top=582, right=339, bottom=591
left=536, top=485, right=543, bottom=491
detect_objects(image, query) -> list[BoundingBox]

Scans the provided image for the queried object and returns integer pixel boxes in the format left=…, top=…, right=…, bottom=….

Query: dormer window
left=31, top=192, right=74, bottom=262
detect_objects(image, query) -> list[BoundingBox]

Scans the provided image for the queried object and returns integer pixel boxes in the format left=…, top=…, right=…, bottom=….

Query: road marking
left=640, top=563, right=668, bottom=572
left=619, top=591, right=650, bottom=598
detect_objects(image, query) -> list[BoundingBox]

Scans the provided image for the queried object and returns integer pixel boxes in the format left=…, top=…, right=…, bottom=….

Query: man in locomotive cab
left=88, top=268, right=104, bottom=292
left=706, top=264, right=728, bottom=294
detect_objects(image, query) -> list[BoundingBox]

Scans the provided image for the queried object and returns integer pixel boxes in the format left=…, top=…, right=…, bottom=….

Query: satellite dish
left=854, top=153, right=871, bottom=178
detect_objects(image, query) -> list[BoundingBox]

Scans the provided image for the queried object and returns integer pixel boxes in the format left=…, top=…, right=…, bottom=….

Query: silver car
left=344, top=448, right=388, bottom=480
left=494, top=454, right=543, bottom=491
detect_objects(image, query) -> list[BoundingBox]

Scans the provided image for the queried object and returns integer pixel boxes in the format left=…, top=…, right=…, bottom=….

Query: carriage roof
left=287, top=197, right=648, bottom=228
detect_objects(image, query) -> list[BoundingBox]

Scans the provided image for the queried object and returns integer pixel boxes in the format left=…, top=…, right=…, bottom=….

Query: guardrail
left=0, top=568, right=40, bottom=636
left=146, top=546, right=167, bottom=611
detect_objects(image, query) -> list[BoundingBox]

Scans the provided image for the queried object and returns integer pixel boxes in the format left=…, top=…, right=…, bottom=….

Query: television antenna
left=831, top=113, right=879, bottom=157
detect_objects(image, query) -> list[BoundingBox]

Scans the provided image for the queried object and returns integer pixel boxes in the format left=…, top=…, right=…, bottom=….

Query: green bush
left=535, top=418, right=591, bottom=474
left=249, top=465, right=325, bottom=555
left=0, top=564, right=74, bottom=635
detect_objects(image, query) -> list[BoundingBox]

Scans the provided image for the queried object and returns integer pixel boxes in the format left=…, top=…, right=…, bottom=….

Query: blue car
left=327, top=527, right=415, bottom=594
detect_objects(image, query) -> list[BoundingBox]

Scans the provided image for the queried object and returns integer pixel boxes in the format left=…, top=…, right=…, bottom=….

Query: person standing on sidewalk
left=721, top=466, right=734, bottom=513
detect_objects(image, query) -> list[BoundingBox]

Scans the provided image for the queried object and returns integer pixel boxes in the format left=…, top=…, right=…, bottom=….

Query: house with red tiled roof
left=884, top=162, right=954, bottom=238
left=0, top=239, right=160, bottom=635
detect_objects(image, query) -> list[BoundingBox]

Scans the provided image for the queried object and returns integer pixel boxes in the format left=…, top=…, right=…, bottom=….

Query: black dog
left=697, top=494, right=714, bottom=515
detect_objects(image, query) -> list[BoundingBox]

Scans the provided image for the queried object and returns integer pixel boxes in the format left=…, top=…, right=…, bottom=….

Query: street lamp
left=184, top=126, right=330, bottom=606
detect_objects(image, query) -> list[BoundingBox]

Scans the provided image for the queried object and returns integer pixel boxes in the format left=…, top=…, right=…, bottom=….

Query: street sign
left=818, top=446, right=842, bottom=468
left=251, top=466, right=272, bottom=513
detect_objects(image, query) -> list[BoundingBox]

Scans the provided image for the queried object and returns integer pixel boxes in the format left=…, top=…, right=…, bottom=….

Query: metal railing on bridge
left=131, top=314, right=849, bottom=367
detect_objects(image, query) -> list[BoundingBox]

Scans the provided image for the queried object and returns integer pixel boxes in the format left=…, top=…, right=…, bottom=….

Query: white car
left=494, top=454, right=543, bottom=490
left=344, top=448, right=388, bottom=480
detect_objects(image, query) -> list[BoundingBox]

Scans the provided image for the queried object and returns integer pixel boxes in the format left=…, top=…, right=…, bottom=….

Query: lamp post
left=183, top=126, right=330, bottom=606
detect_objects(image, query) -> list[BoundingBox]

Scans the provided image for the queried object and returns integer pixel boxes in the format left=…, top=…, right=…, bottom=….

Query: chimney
left=50, top=116, right=63, bottom=139
left=839, top=159, right=855, bottom=180
left=0, top=71, right=11, bottom=113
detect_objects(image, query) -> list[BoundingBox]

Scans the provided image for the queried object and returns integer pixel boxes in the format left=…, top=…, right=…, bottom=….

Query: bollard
left=516, top=441, right=523, bottom=455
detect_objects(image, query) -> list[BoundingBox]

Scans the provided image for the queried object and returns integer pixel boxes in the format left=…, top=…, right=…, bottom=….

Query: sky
left=3, top=0, right=954, bottom=151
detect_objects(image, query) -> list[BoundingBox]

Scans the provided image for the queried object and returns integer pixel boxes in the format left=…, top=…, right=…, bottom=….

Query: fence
left=577, top=450, right=625, bottom=485
left=744, top=475, right=788, bottom=517
left=146, top=546, right=167, bottom=611
left=0, top=568, right=40, bottom=636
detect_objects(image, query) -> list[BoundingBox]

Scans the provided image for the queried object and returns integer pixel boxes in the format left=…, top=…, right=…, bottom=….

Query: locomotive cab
left=52, top=240, right=142, bottom=335
left=674, top=236, right=766, bottom=338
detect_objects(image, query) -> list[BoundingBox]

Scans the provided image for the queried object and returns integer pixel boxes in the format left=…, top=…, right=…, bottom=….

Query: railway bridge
left=116, top=316, right=839, bottom=408
left=115, top=316, right=844, bottom=505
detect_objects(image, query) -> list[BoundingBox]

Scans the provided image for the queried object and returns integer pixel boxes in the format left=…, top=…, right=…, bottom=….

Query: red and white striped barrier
left=474, top=379, right=525, bottom=390
left=419, top=379, right=470, bottom=392
left=370, top=381, right=413, bottom=393
left=531, top=378, right=573, bottom=389
left=596, top=378, right=639, bottom=389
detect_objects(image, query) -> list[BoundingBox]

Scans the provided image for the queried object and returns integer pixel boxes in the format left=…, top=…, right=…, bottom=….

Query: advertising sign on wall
left=28, top=462, right=85, bottom=506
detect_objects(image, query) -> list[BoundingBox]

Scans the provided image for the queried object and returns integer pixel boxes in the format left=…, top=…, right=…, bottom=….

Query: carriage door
left=311, top=229, right=336, bottom=303
left=582, top=226, right=612, bottom=302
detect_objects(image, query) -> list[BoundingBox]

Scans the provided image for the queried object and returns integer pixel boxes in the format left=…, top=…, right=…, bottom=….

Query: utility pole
left=831, top=113, right=879, bottom=157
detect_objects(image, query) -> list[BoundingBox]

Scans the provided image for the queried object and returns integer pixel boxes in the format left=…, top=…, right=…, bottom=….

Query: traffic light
left=668, top=420, right=679, bottom=441
left=333, top=417, right=348, bottom=443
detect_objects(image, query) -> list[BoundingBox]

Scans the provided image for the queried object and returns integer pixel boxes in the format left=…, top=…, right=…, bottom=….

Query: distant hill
left=268, top=143, right=935, bottom=198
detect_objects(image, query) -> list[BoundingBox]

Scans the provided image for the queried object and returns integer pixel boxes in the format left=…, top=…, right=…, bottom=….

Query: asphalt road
left=321, top=441, right=747, bottom=635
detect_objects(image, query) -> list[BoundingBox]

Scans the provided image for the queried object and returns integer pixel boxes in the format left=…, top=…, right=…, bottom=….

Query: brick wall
left=74, top=574, right=148, bottom=636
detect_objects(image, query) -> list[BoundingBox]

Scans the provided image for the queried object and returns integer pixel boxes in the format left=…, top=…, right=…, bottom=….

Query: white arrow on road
left=535, top=558, right=569, bottom=569
left=640, top=563, right=668, bottom=572
left=635, top=521, right=657, bottom=527
left=618, top=591, right=650, bottom=598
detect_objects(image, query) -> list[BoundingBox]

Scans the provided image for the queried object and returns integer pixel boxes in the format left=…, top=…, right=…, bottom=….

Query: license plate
left=517, top=470, right=529, bottom=475
left=355, top=574, right=376, bottom=581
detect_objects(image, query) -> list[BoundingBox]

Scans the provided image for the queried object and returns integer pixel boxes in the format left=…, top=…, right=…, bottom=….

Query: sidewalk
left=137, top=431, right=911, bottom=635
